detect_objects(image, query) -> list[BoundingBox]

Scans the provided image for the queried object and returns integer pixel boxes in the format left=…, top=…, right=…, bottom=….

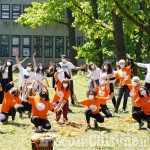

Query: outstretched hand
left=126, top=53, right=132, bottom=59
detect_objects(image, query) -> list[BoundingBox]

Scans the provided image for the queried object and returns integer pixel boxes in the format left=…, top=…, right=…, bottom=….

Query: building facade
left=0, top=0, right=85, bottom=67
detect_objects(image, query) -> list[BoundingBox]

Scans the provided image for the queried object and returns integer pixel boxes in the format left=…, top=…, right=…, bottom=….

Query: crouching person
left=73, top=89, right=113, bottom=131
left=132, top=86, right=150, bottom=132
left=26, top=84, right=54, bottom=133
left=0, top=79, right=22, bottom=124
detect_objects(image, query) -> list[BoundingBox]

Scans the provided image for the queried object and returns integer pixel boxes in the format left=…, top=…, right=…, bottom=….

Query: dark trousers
left=70, top=80, right=75, bottom=105
left=109, top=83, right=116, bottom=107
left=145, top=82, right=150, bottom=91
left=89, top=79, right=100, bottom=89
left=1, top=107, right=16, bottom=122
left=100, top=104, right=112, bottom=117
left=0, top=78, right=11, bottom=104
left=16, top=102, right=32, bottom=114
left=55, top=102, right=68, bottom=121
left=31, top=116, right=51, bottom=129
left=115, top=87, right=130, bottom=110
left=84, top=109, right=104, bottom=124
left=132, top=110, right=150, bottom=129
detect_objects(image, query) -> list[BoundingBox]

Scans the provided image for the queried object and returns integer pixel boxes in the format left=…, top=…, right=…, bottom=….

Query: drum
left=31, top=134, right=55, bottom=150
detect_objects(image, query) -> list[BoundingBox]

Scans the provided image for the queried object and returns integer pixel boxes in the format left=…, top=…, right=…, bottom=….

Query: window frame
left=11, top=35, right=20, bottom=57
left=22, top=36, right=31, bottom=57
left=1, top=4, right=10, bottom=19
left=44, top=36, right=53, bottom=58
left=55, top=36, right=64, bottom=58
left=12, top=4, right=21, bottom=19
left=0, top=35, right=9, bottom=57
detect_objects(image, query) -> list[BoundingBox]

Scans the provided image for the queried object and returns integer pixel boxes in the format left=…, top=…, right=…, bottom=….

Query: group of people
left=0, top=52, right=150, bottom=133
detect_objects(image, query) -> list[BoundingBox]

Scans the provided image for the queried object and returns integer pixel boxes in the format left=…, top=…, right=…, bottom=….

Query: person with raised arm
left=73, top=89, right=113, bottom=131
left=0, top=79, right=22, bottom=124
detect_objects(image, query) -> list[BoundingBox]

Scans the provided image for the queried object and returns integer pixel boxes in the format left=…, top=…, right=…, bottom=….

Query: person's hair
left=138, top=86, right=149, bottom=97
left=61, top=79, right=70, bottom=90
left=27, top=63, right=33, bottom=68
left=87, top=88, right=97, bottom=97
left=88, top=62, right=96, bottom=71
left=101, top=61, right=113, bottom=74
left=2, top=60, right=12, bottom=73
left=132, top=76, right=140, bottom=84
left=36, top=63, right=45, bottom=74
left=11, top=88, right=20, bottom=97
left=39, top=89, right=50, bottom=101
left=56, top=63, right=61, bottom=68
left=61, top=55, right=67, bottom=59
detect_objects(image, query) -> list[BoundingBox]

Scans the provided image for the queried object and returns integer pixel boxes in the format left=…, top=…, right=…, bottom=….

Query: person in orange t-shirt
left=113, top=53, right=134, bottom=113
left=132, top=86, right=150, bottom=132
left=129, top=76, right=141, bottom=114
left=73, top=89, right=112, bottom=130
left=0, top=79, right=22, bottom=124
left=53, top=70, right=70, bottom=124
left=93, top=77, right=112, bottom=117
left=27, top=88, right=54, bottom=133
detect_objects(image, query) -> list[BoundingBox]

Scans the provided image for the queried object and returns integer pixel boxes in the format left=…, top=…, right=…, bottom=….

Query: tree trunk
left=67, top=8, right=77, bottom=66
left=147, top=19, right=150, bottom=63
left=91, top=0, right=103, bottom=67
left=112, top=11, right=126, bottom=60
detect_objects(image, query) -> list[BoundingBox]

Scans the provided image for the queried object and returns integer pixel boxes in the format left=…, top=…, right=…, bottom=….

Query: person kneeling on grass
left=0, top=79, right=22, bottom=124
left=26, top=83, right=55, bottom=133
left=132, top=86, right=150, bottom=132
left=73, top=89, right=113, bottom=130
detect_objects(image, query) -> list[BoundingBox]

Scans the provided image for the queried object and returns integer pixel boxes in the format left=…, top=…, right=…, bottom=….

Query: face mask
left=120, top=64, right=125, bottom=68
left=62, top=58, right=66, bottom=63
left=141, top=90, right=147, bottom=96
left=101, top=85, right=106, bottom=91
left=27, top=66, right=32, bottom=72
left=91, top=64, right=94, bottom=69
left=56, top=67, right=61, bottom=71
left=104, top=66, right=108, bottom=70
left=39, top=66, right=43, bottom=70
left=63, top=83, right=68, bottom=88
left=7, top=62, right=11, bottom=66
left=132, top=81, right=137, bottom=87
left=89, top=94, right=94, bottom=100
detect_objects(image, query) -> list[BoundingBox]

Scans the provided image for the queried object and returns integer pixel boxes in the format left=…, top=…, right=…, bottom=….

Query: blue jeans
left=89, top=79, right=99, bottom=89
left=115, top=87, right=130, bottom=110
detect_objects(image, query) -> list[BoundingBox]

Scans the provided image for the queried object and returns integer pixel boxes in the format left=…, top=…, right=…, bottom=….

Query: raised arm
left=126, top=53, right=134, bottom=69
left=32, top=53, right=37, bottom=71
left=13, top=57, right=28, bottom=70
left=134, top=62, right=148, bottom=69
left=72, top=94, right=81, bottom=105
left=5, top=79, right=19, bottom=93
left=15, top=50, right=20, bottom=64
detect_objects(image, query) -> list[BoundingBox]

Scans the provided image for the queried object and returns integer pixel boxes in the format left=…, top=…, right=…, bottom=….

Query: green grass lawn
left=0, top=72, right=150, bottom=150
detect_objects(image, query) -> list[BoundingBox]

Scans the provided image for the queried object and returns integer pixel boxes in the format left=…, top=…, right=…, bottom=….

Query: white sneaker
left=138, top=122, right=144, bottom=130
left=11, top=120, right=15, bottom=124
left=40, top=126, right=45, bottom=132
left=35, top=127, right=41, bottom=133
left=146, top=128, right=150, bottom=133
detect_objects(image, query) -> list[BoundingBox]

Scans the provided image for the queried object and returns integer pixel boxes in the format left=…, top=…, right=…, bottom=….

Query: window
left=0, top=35, right=9, bottom=57
left=33, top=36, right=42, bottom=57
left=66, top=37, right=70, bottom=57
left=1, top=4, right=10, bottom=19
left=12, top=5, right=21, bottom=19
left=12, top=36, right=20, bottom=56
left=22, top=36, right=31, bottom=57
left=55, top=37, right=64, bottom=57
left=23, top=5, right=31, bottom=13
left=77, top=37, right=85, bottom=46
left=44, top=36, right=53, bottom=58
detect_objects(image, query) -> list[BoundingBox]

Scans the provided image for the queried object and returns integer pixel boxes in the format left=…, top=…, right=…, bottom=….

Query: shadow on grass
left=87, top=127, right=112, bottom=133
left=4, top=122, right=30, bottom=127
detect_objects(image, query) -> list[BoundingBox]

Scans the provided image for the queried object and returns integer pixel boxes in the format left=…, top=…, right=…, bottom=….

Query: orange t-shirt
left=131, top=85, right=141, bottom=107
left=95, top=86, right=110, bottom=105
left=114, top=66, right=132, bottom=88
left=1, top=91, right=22, bottom=113
left=79, top=96, right=106, bottom=114
left=53, top=80, right=70, bottom=103
left=28, top=97, right=54, bottom=120
left=135, top=95, right=150, bottom=115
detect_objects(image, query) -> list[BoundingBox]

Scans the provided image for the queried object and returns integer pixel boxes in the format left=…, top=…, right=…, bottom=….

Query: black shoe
left=114, top=109, right=118, bottom=113
left=94, top=120, right=98, bottom=128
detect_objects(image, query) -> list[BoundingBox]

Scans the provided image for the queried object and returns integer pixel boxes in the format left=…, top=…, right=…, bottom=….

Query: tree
left=16, top=0, right=78, bottom=65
